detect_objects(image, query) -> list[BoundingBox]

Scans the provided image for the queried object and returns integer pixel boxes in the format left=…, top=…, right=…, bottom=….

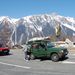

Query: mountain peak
left=0, top=14, right=75, bottom=47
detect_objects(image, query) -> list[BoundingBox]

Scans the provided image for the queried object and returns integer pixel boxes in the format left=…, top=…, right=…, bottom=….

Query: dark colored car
left=25, top=38, right=68, bottom=62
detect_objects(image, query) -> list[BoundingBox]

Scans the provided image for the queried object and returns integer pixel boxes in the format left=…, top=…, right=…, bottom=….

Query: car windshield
left=47, top=42, right=55, bottom=47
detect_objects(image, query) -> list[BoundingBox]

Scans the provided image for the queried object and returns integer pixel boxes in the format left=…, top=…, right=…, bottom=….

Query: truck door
left=37, top=43, right=47, bottom=57
left=32, top=43, right=47, bottom=57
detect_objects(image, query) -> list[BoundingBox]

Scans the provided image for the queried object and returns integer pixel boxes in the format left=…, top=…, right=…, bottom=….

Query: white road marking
left=0, top=62, right=31, bottom=69
left=61, top=61, right=75, bottom=64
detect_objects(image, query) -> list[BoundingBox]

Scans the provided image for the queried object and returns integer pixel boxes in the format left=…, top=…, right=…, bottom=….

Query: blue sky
left=0, top=0, right=75, bottom=18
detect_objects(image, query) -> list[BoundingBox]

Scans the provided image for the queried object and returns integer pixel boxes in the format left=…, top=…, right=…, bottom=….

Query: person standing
left=23, top=45, right=30, bottom=61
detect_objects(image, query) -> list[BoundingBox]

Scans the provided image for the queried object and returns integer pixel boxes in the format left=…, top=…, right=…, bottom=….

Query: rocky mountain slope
left=0, top=14, right=75, bottom=47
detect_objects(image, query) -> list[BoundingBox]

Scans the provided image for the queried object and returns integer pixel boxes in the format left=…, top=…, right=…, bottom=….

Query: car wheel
left=5, top=50, right=10, bottom=55
left=51, top=53, right=59, bottom=62
left=30, top=54, right=35, bottom=60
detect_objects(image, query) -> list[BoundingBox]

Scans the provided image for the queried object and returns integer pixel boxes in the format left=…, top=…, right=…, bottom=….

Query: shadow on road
left=34, top=56, right=69, bottom=62
left=0, top=53, right=12, bottom=56
left=60, top=56, right=69, bottom=61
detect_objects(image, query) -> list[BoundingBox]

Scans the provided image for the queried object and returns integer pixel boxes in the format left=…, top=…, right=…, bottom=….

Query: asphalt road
left=0, top=49, right=75, bottom=75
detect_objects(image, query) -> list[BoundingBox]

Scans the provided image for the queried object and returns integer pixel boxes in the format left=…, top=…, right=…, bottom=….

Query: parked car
left=25, top=37, right=68, bottom=62
left=0, top=44, right=10, bottom=55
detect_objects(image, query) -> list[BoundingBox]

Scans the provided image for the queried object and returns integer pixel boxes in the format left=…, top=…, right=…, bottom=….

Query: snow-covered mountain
left=0, top=14, right=75, bottom=47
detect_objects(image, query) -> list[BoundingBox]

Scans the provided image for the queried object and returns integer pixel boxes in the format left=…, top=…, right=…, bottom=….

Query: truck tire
left=51, top=53, right=59, bottom=62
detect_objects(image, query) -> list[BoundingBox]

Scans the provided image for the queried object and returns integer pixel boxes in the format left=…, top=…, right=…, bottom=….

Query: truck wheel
left=51, top=53, right=59, bottom=62
left=30, top=54, right=35, bottom=60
